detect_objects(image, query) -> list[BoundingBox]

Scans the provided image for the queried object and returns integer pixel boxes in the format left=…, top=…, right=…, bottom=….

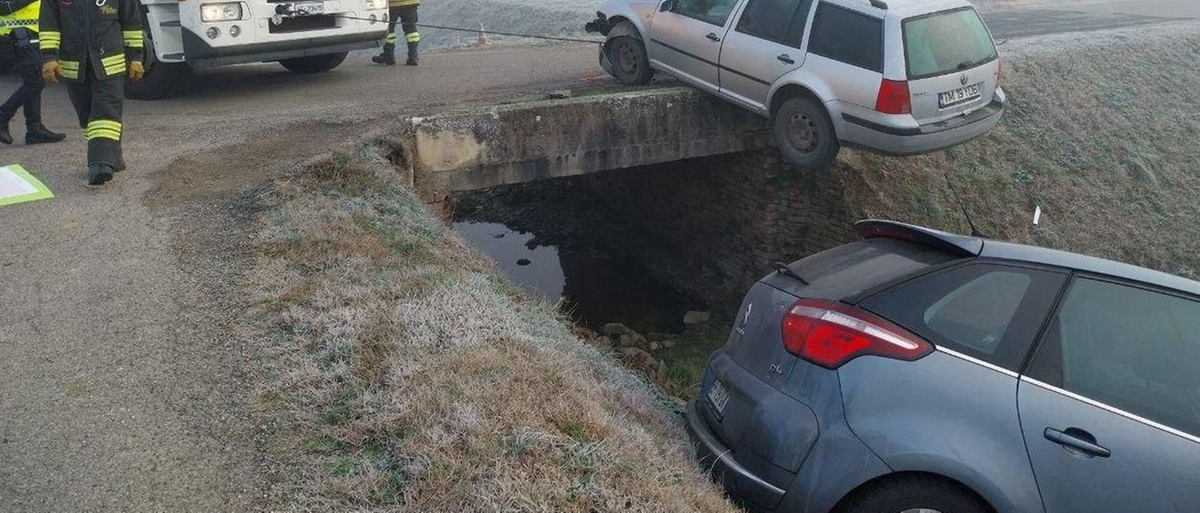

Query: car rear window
left=903, top=7, right=997, bottom=80
left=862, top=263, right=1067, bottom=371
left=808, top=3, right=883, bottom=72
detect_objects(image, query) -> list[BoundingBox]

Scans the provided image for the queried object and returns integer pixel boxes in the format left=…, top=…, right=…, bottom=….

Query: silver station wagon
left=587, top=0, right=1006, bottom=170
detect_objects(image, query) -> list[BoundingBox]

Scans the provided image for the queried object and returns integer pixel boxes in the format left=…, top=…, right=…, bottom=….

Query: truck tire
left=774, top=95, right=840, bottom=170
left=125, top=9, right=190, bottom=100
left=279, top=52, right=349, bottom=74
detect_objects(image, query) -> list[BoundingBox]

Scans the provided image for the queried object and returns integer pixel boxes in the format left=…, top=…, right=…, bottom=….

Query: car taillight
left=875, top=79, right=911, bottom=115
left=781, top=299, right=931, bottom=369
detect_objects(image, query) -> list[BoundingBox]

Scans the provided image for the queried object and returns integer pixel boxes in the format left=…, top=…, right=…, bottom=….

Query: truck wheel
left=125, top=10, right=189, bottom=100
left=774, top=95, right=840, bottom=170
left=607, top=35, right=653, bottom=86
left=279, top=52, right=349, bottom=74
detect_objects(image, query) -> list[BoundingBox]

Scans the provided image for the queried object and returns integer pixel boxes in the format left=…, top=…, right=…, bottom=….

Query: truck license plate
left=292, top=1, right=325, bottom=15
left=939, top=82, right=981, bottom=109
left=707, top=380, right=730, bottom=418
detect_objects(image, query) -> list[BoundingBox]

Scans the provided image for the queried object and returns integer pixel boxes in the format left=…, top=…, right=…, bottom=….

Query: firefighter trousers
left=383, top=4, right=418, bottom=50
left=65, top=61, right=124, bottom=169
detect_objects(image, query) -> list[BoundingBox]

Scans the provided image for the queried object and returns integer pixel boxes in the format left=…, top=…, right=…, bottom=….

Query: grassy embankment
left=837, top=26, right=1200, bottom=278
left=248, top=148, right=738, bottom=511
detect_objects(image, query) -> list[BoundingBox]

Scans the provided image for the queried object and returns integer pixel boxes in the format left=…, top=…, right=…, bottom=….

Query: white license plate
left=292, top=1, right=325, bottom=15
left=707, top=380, right=730, bottom=417
left=939, top=82, right=982, bottom=109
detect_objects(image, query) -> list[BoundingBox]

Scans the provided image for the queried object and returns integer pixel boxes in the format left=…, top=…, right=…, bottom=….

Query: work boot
left=406, top=42, right=419, bottom=66
left=0, top=119, right=11, bottom=145
left=87, top=163, right=115, bottom=186
left=372, top=45, right=396, bottom=65
left=25, top=123, right=67, bottom=145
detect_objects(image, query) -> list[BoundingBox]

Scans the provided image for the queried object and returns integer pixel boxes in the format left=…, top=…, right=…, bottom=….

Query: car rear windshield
left=903, top=7, right=997, bottom=80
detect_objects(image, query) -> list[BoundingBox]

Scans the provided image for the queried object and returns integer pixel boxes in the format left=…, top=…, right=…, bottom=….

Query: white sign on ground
left=0, top=165, right=53, bottom=207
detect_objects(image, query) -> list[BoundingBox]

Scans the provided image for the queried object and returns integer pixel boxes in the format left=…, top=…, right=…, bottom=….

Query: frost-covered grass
left=835, top=23, right=1200, bottom=278
left=249, top=147, right=739, bottom=512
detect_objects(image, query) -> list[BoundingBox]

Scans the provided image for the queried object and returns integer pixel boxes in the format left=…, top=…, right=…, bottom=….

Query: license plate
left=939, top=82, right=982, bottom=109
left=292, top=1, right=325, bottom=15
left=707, top=380, right=730, bottom=418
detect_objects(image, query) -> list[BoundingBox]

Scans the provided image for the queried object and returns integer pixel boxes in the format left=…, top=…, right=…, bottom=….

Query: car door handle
left=777, top=54, right=795, bottom=64
left=1044, top=427, right=1111, bottom=458
left=706, top=32, right=721, bottom=42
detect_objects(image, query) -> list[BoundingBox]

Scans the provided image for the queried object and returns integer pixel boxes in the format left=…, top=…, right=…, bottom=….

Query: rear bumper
left=686, top=400, right=787, bottom=511
left=838, top=95, right=1005, bottom=156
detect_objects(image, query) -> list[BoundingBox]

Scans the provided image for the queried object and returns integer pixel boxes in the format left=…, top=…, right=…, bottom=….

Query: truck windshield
left=903, top=7, right=997, bottom=80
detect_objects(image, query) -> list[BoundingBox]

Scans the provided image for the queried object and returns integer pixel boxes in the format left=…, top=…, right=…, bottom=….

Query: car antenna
left=944, top=172, right=987, bottom=238
left=774, top=261, right=809, bottom=285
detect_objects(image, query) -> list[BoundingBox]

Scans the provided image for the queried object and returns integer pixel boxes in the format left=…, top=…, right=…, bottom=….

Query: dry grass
left=248, top=144, right=738, bottom=512
left=833, top=24, right=1200, bottom=278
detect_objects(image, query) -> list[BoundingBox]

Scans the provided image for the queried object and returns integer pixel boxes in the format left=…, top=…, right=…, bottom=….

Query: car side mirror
left=660, top=0, right=673, bottom=12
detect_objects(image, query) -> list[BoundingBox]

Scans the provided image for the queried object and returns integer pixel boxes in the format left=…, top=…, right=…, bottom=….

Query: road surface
left=0, top=0, right=1195, bottom=511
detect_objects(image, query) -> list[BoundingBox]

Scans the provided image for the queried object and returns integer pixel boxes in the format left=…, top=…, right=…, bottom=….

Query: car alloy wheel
left=788, top=112, right=819, bottom=154
left=899, top=509, right=944, bottom=513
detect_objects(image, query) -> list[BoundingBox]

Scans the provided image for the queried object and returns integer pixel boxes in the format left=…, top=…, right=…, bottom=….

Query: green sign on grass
left=0, top=165, right=53, bottom=207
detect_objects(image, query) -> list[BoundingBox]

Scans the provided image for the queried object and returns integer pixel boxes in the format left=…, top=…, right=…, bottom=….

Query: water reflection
left=455, top=221, right=565, bottom=302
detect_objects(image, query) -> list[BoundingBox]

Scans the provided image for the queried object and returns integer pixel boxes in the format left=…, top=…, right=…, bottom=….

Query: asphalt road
left=0, top=0, right=1195, bottom=511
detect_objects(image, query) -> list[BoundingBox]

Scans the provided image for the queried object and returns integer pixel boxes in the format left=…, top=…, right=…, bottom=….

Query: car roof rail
left=855, top=220, right=982, bottom=257
left=868, top=0, right=888, bottom=9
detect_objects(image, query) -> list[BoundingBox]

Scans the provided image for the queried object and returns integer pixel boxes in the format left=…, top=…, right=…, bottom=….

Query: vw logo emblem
left=960, top=74, right=969, bottom=86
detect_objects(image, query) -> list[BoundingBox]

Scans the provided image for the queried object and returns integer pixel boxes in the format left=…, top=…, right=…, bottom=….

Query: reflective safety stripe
left=384, top=33, right=397, bottom=44
left=0, top=1, right=40, bottom=35
left=85, top=119, right=122, bottom=142
left=101, top=54, right=127, bottom=75
left=59, top=59, right=80, bottom=79
left=404, top=31, right=420, bottom=43
left=39, top=29, right=61, bottom=50
left=123, top=30, right=143, bottom=48
left=389, top=0, right=418, bottom=5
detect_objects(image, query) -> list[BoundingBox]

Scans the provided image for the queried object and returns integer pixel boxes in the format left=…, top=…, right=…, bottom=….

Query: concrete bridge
left=398, top=87, right=774, bottom=205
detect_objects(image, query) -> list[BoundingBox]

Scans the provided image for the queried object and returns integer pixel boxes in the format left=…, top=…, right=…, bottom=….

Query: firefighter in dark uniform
left=0, top=0, right=66, bottom=145
left=371, top=0, right=418, bottom=66
left=39, top=0, right=143, bottom=185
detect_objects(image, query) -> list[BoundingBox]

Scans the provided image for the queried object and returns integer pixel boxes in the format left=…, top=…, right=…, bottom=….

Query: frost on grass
left=248, top=147, right=737, bottom=512
left=834, top=25, right=1200, bottom=279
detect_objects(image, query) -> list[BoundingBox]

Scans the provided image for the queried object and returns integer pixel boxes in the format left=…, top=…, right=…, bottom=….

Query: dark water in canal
left=452, top=181, right=708, bottom=336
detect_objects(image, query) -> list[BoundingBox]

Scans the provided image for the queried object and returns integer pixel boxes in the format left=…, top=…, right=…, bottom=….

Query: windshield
left=903, top=7, right=998, bottom=80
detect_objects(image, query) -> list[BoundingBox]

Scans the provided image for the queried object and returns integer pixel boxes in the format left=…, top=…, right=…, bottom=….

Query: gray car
left=687, top=220, right=1200, bottom=512
left=586, top=0, right=1006, bottom=170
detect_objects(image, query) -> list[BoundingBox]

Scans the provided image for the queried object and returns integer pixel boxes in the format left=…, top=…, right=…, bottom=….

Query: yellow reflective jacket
left=0, top=0, right=40, bottom=36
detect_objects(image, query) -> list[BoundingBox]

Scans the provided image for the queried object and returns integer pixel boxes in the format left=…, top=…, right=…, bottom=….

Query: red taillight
left=875, top=79, right=911, bottom=115
left=781, top=299, right=932, bottom=369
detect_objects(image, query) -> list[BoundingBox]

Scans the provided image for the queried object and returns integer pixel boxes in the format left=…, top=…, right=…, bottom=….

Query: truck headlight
left=201, top=2, right=244, bottom=22
left=366, top=0, right=386, bottom=9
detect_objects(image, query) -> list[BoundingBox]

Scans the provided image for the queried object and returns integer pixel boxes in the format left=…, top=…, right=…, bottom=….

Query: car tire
left=838, top=474, right=989, bottom=513
left=607, top=35, right=653, bottom=86
left=774, top=95, right=840, bottom=170
left=279, top=52, right=349, bottom=74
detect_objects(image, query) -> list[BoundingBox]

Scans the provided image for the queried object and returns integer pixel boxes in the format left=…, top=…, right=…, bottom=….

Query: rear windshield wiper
left=774, top=261, right=809, bottom=286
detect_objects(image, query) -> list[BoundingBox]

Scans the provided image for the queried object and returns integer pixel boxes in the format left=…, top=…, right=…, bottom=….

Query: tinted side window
left=862, top=263, right=1067, bottom=371
left=675, top=0, right=741, bottom=27
left=736, top=0, right=812, bottom=46
left=1028, top=278, right=1200, bottom=437
left=808, top=3, right=883, bottom=71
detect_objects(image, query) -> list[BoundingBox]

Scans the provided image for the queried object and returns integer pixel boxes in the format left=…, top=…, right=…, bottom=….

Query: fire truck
left=129, top=0, right=389, bottom=99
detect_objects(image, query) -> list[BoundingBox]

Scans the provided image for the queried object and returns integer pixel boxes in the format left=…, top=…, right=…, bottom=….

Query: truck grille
left=269, top=15, right=336, bottom=33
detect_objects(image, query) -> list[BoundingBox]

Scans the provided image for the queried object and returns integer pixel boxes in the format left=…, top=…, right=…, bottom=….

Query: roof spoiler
left=868, top=0, right=888, bottom=9
left=855, top=220, right=983, bottom=257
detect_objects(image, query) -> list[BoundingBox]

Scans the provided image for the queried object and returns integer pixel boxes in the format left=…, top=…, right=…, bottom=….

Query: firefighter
left=38, top=0, right=143, bottom=186
left=0, top=0, right=66, bottom=145
left=371, top=0, right=419, bottom=66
